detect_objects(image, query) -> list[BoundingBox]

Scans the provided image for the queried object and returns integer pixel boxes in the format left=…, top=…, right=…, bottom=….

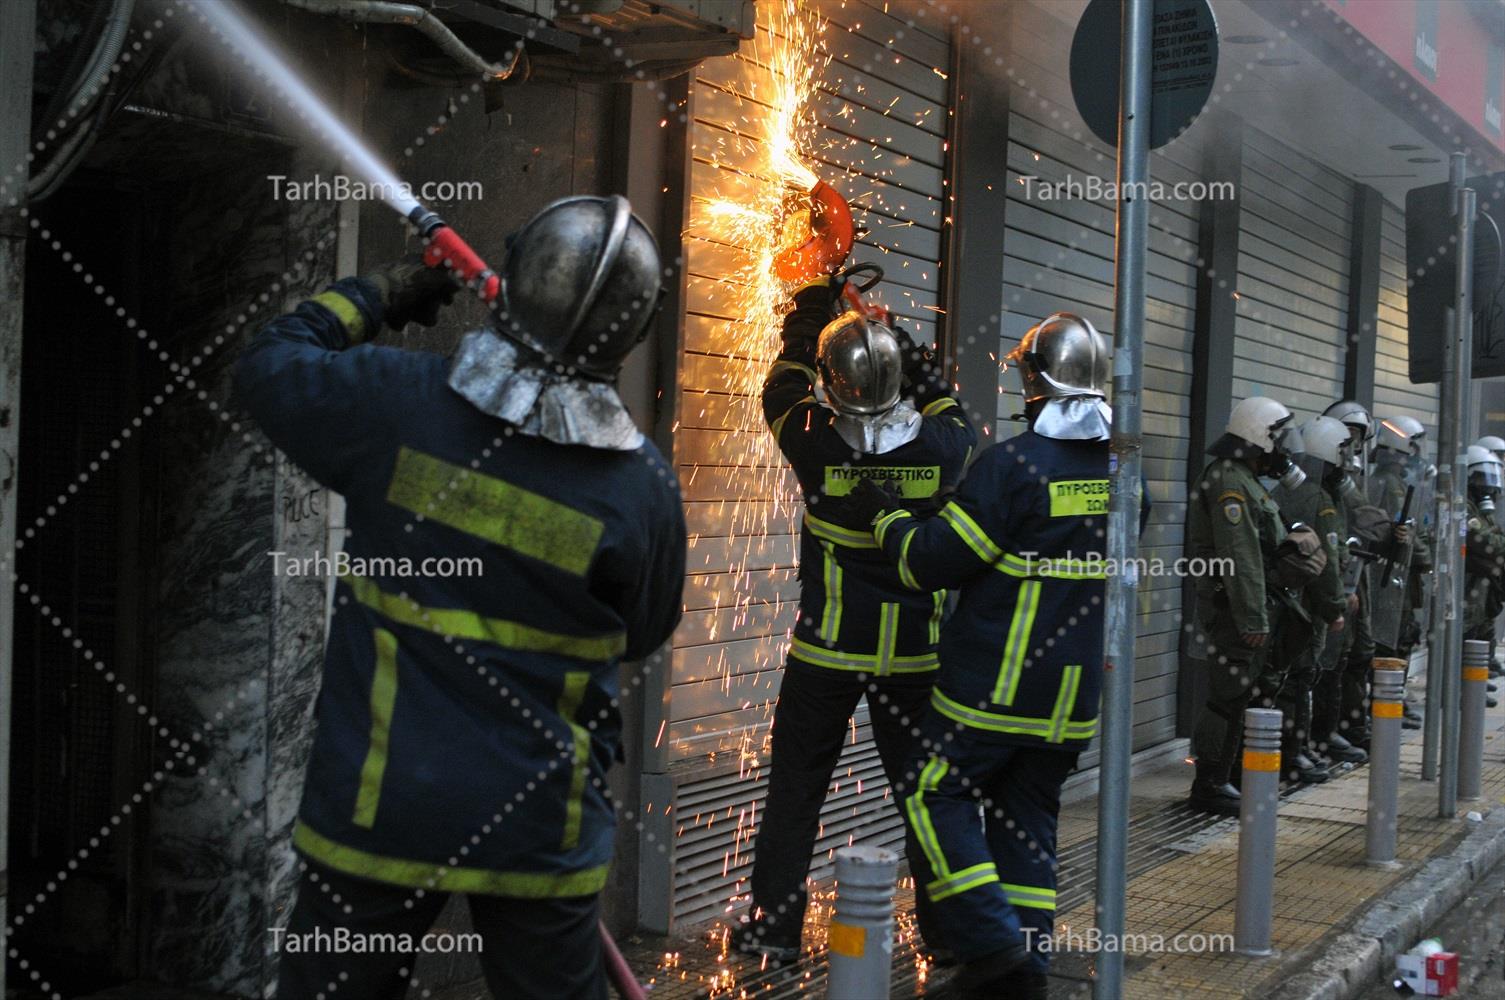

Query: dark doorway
left=11, top=180, right=169, bottom=995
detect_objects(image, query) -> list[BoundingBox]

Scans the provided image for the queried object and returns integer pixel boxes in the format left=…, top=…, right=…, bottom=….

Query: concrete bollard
left=1459, top=640, right=1489, bottom=801
left=827, top=845, right=898, bottom=1000
left=1235, top=707, right=1282, bottom=957
left=1366, top=664, right=1407, bottom=867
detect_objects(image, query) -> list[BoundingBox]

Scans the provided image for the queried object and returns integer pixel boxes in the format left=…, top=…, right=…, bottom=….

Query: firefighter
left=1369, top=416, right=1430, bottom=728
left=1270, top=416, right=1350, bottom=782
left=236, top=196, right=687, bottom=1000
left=1185, top=397, right=1326, bottom=815
left=1464, top=445, right=1505, bottom=709
left=840, top=313, right=1121, bottom=999
left=737, top=273, right=975, bottom=962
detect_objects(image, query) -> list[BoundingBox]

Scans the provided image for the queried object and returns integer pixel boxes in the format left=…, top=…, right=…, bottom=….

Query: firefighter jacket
left=763, top=283, right=976, bottom=674
left=870, top=429, right=1108, bottom=748
left=1464, top=499, right=1505, bottom=632
left=235, top=277, right=686, bottom=897
left=1188, top=458, right=1288, bottom=636
left=1271, top=476, right=1347, bottom=625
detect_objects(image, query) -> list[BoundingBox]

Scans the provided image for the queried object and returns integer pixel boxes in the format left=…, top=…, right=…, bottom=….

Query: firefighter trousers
left=275, top=860, right=606, bottom=1000
left=748, top=656, right=940, bottom=945
left=899, top=716, right=1079, bottom=972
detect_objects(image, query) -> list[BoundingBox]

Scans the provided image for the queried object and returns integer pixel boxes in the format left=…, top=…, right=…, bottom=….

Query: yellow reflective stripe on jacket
left=1048, top=665, right=1084, bottom=744
left=386, top=447, right=604, bottom=577
left=992, top=581, right=1042, bottom=704
left=352, top=628, right=400, bottom=829
left=921, top=396, right=959, bottom=417
left=904, top=757, right=952, bottom=877
left=928, top=590, right=946, bottom=645
left=818, top=543, right=843, bottom=643
left=309, top=289, right=367, bottom=343
left=927, top=862, right=998, bottom=902
left=343, top=574, right=626, bottom=660
left=995, top=552, right=1107, bottom=579
left=293, top=822, right=610, bottom=898
left=770, top=396, right=816, bottom=441
left=789, top=638, right=939, bottom=673
left=557, top=671, right=592, bottom=851
left=874, top=508, right=912, bottom=548
left=1002, top=882, right=1057, bottom=911
left=898, top=531, right=923, bottom=590
left=875, top=603, right=900, bottom=676
left=931, top=689, right=1097, bottom=742
left=805, top=512, right=879, bottom=550
left=938, top=501, right=1003, bottom=563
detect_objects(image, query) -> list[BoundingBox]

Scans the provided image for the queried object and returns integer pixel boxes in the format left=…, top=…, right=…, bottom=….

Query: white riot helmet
left=1301, top=416, right=1350, bottom=468
left=1227, top=396, right=1305, bottom=489
left=1467, top=444, right=1504, bottom=511
left=1322, top=400, right=1372, bottom=446
left=1474, top=435, right=1505, bottom=462
left=1375, top=415, right=1425, bottom=456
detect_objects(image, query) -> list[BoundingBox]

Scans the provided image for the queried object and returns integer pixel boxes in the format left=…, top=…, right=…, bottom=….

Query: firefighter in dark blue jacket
left=845, top=313, right=1116, bottom=1000
left=737, top=274, right=975, bottom=961
left=236, top=196, right=686, bottom=1000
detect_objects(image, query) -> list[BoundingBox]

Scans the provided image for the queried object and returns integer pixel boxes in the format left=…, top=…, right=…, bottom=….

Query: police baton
left=1379, top=485, right=1414, bottom=589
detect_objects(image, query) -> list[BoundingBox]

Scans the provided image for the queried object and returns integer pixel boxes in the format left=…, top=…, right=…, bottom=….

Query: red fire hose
left=600, top=921, right=647, bottom=1000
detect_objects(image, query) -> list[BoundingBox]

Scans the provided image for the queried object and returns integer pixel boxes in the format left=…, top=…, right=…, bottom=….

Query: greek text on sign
left=824, top=465, right=941, bottom=498
left=1050, top=479, right=1111, bottom=517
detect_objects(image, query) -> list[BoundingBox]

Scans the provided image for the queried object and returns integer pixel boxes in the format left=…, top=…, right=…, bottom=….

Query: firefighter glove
left=844, top=476, right=904, bottom=528
left=369, top=256, right=459, bottom=333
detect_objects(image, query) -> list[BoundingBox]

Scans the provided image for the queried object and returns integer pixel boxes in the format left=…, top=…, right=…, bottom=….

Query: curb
left=1270, top=805, right=1505, bottom=999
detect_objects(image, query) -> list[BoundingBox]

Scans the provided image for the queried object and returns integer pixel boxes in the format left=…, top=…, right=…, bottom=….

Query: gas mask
left=1267, top=425, right=1306, bottom=490
left=1470, top=471, right=1502, bottom=512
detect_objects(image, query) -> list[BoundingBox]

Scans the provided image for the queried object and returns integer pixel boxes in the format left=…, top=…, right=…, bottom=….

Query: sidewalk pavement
left=620, top=703, right=1505, bottom=999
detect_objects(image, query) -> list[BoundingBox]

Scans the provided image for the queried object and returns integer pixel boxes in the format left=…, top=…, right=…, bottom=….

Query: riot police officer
left=1472, top=436, right=1505, bottom=683
left=1185, top=397, right=1326, bottom=815
left=1271, top=417, right=1351, bottom=781
left=1464, top=446, right=1505, bottom=709
left=739, top=273, right=975, bottom=962
left=1369, top=417, right=1429, bottom=728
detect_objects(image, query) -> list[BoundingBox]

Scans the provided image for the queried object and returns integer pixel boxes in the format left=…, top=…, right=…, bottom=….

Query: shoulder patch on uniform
left=1327, top=531, right=1339, bottom=549
left=1318, top=507, right=1337, bottom=518
left=1218, top=488, right=1246, bottom=504
left=1469, top=517, right=1483, bottom=531
left=1223, top=500, right=1244, bottom=525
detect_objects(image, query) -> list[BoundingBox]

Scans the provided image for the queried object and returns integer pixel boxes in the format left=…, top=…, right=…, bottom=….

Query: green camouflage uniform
left=1464, top=499, right=1505, bottom=641
left=1188, top=458, right=1287, bottom=786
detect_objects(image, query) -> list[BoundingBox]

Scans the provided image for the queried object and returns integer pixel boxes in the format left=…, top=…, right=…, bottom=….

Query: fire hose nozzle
left=407, top=205, right=500, bottom=303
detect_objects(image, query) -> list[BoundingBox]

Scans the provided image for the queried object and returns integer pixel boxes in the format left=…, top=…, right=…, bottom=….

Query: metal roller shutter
left=669, top=0, right=951, bottom=927
left=1232, top=127, right=1354, bottom=417
left=1372, top=199, right=1439, bottom=444
left=999, top=2, right=1202, bottom=761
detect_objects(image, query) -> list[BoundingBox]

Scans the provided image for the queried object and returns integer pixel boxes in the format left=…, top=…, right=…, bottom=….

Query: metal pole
left=826, top=846, right=898, bottom=1000
left=1235, top=708, right=1282, bottom=957
left=1425, top=157, right=1471, bottom=780
left=1440, top=184, right=1476, bottom=818
left=1094, top=0, right=1151, bottom=995
left=1366, top=663, right=1407, bottom=867
left=1459, top=639, right=1488, bottom=800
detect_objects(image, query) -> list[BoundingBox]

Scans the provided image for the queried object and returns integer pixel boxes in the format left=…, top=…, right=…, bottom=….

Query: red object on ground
left=1426, top=952, right=1459, bottom=996
left=600, top=920, right=647, bottom=1000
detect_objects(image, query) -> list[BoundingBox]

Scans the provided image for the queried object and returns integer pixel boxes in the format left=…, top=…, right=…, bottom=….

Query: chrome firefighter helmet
left=1375, top=415, right=1425, bottom=456
left=1474, top=435, right=1505, bottom=461
left=1322, top=400, right=1372, bottom=444
left=1006, top=312, right=1110, bottom=402
left=499, top=195, right=662, bottom=378
left=1301, top=415, right=1350, bottom=469
left=816, top=310, right=903, bottom=416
